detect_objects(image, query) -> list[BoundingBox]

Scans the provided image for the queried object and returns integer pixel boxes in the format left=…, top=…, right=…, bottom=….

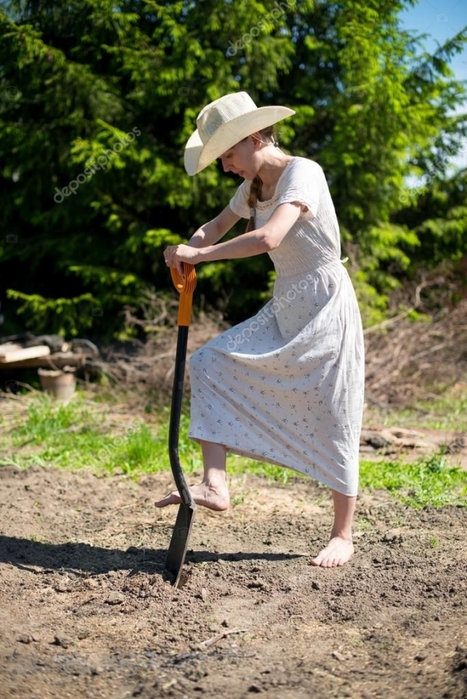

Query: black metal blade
left=165, top=503, right=196, bottom=586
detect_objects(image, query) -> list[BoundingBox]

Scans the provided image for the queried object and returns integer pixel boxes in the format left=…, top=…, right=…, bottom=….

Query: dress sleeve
left=275, top=158, right=327, bottom=219
left=229, top=181, right=251, bottom=219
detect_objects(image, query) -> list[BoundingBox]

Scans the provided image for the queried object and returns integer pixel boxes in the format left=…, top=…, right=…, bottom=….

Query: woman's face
left=219, top=135, right=261, bottom=180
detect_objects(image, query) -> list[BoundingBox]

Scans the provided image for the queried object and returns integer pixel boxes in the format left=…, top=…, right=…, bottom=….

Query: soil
left=0, top=460, right=466, bottom=699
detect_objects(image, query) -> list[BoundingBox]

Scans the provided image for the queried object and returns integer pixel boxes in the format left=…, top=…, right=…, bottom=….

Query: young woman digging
left=156, top=92, right=365, bottom=568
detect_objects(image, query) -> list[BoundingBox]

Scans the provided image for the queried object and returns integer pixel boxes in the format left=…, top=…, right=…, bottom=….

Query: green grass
left=1, top=392, right=466, bottom=508
left=0, top=392, right=287, bottom=480
left=360, top=451, right=467, bottom=508
left=366, top=388, right=467, bottom=432
left=1, top=393, right=175, bottom=473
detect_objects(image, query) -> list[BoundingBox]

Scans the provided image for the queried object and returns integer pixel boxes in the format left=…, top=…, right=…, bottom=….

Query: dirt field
left=0, top=460, right=466, bottom=699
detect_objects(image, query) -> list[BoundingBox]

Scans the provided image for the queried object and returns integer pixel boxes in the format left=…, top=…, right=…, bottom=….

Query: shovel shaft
left=165, top=262, right=197, bottom=585
left=168, top=262, right=197, bottom=508
left=168, top=325, right=193, bottom=507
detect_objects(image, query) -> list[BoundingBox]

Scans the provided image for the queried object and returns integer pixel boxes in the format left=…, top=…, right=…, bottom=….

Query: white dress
left=188, top=157, right=364, bottom=496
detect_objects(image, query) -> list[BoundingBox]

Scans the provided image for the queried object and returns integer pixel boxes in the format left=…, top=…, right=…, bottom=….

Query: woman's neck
left=258, top=149, right=292, bottom=189
left=256, top=150, right=293, bottom=199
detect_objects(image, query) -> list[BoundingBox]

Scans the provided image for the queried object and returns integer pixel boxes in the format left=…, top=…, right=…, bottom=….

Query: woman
left=156, top=91, right=365, bottom=568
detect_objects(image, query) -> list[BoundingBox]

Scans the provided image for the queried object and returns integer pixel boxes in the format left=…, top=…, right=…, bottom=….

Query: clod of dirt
left=104, top=592, right=126, bottom=605
left=53, top=635, right=72, bottom=649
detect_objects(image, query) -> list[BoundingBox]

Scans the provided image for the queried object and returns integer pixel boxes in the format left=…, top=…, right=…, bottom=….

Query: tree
left=0, top=0, right=466, bottom=337
left=273, top=0, right=467, bottom=318
left=394, top=167, right=467, bottom=278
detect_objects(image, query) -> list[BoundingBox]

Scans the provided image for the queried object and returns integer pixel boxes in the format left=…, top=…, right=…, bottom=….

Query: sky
left=400, top=0, right=467, bottom=170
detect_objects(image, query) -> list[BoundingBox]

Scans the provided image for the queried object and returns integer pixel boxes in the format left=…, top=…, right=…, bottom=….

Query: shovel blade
left=165, top=503, right=196, bottom=587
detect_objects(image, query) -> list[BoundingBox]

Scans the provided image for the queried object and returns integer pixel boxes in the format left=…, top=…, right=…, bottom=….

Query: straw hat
left=184, top=91, right=295, bottom=176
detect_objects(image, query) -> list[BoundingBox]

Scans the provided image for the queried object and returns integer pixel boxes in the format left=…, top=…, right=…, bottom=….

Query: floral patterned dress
left=188, top=157, right=364, bottom=496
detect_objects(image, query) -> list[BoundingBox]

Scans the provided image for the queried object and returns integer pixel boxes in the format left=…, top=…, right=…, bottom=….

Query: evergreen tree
left=0, top=0, right=465, bottom=336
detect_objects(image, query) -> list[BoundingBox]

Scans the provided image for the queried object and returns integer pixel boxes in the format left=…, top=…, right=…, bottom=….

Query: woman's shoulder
left=288, top=156, right=325, bottom=176
left=234, top=178, right=251, bottom=196
left=230, top=178, right=250, bottom=200
left=280, top=157, right=328, bottom=191
left=229, top=177, right=252, bottom=217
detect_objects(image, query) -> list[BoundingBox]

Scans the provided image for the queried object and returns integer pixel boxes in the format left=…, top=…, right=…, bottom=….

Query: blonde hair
left=245, top=126, right=277, bottom=232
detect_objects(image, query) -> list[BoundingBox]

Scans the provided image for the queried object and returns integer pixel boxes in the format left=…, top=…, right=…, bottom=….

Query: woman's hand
left=163, top=244, right=201, bottom=276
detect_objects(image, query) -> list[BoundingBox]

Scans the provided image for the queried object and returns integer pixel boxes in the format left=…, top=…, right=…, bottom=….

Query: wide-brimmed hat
left=184, top=91, right=295, bottom=176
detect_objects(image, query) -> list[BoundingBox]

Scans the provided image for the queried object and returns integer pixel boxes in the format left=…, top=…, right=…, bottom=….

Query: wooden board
left=0, top=343, right=23, bottom=355
left=0, top=352, right=87, bottom=370
left=0, top=345, right=51, bottom=363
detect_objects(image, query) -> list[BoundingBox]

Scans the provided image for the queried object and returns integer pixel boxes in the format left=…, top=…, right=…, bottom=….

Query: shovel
left=165, top=262, right=197, bottom=586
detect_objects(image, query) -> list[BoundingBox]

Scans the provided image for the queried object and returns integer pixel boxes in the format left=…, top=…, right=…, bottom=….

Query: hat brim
left=184, top=106, right=295, bottom=176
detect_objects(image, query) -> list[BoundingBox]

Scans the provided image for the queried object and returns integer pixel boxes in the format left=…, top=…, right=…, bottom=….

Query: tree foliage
left=0, top=0, right=466, bottom=337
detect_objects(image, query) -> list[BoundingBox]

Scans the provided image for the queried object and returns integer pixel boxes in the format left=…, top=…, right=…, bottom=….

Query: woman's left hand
left=163, top=244, right=201, bottom=276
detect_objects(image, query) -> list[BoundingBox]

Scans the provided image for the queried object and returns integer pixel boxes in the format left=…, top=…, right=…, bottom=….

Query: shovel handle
left=170, top=264, right=197, bottom=327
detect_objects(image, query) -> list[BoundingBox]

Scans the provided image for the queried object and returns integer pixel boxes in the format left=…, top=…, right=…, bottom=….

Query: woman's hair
left=245, top=125, right=277, bottom=232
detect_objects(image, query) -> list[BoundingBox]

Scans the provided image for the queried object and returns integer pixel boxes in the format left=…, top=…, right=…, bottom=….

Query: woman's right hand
left=163, top=244, right=202, bottom=276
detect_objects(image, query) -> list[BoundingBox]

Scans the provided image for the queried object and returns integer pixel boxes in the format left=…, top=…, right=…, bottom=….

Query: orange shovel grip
left=170, top=263, right=197, bottom=326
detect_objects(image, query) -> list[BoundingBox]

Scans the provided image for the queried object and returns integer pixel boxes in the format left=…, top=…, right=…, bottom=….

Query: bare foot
left=155, top=482, right=230, bottom=511
left=310, top=536, right=354, bottom=568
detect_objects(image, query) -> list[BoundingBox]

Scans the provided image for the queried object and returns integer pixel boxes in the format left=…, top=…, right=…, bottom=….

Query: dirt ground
left=0, top=457, right=466, bottom=699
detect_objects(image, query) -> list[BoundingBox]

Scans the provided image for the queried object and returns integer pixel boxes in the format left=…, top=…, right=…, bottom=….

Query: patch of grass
left=1, top=393, right=466, bottom=508
left=360, top=451, right=467, bottom=508
left=367, top=386, right=467, bottom=432
left=0, top=393, right=304, bottom=482
left=0, top=393, right=170, bottom=473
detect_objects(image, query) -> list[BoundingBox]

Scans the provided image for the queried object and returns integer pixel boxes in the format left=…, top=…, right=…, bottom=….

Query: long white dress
left=188, top=157, right=364, bottom=496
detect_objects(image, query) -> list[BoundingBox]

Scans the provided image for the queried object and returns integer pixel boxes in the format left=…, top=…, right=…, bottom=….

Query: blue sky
left=400, top=0, right=467, bottom=169
left=400, top=0, right=467, bottom=83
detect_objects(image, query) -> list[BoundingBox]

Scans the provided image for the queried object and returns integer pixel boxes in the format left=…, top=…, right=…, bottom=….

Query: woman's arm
left=165, top=202, right=302, bottom=274
left=187, top=205, right=241, bottom=248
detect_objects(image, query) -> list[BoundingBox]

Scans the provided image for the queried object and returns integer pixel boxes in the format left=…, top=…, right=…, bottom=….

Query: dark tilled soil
left=0, top=465, right=466, bottom=699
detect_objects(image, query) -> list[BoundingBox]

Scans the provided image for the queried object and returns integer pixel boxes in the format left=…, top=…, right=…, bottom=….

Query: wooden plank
left=0, top=345, right=51, bottom=363
left=0, top=343, right=23, bottom=355
left=0, top=352, right=87, bottom=370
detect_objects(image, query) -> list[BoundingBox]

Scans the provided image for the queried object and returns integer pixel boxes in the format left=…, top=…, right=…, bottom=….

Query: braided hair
left=245, top=126, right=277, bottom=232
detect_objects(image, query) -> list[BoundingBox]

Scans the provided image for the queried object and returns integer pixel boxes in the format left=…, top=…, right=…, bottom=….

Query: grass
left=1, top=392, right=180, bottom=474
left=1, top=389, right=466, bottom=508
left=360, top=451, right=467, bottom=509
left=365, top=385, right=467, bottom=432
left=0, top=391, right=288, bottom=480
